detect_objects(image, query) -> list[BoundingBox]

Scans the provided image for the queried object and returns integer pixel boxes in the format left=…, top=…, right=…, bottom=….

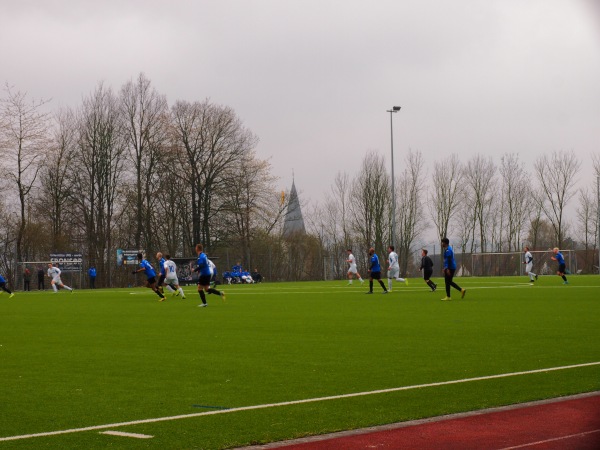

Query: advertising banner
left=50, top=253, right=83, bottom=271
left=117, top=249, right=144, bottom=266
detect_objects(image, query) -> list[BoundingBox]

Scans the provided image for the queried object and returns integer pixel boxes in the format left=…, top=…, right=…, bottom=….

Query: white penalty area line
left=1, top=361, right=599, bottom=442
left=99, top=430, right=153, bottom=439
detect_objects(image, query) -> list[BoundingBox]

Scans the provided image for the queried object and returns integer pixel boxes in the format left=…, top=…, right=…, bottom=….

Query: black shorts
left=558, top=263, right=566, bottom=273
left=197, top=275, right=212, bottom=286
left=370, top=271, right=381, bottom=280
left=423, top=269, right=433, bottom=280
left=157, top=274, right=166, bottom=286
left=147, top=276, right=156, bottom=284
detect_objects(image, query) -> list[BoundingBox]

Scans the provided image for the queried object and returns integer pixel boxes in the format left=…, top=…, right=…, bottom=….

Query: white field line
left=498, top=428, right=600, bottom=449
left=1, top=361, right=599, bottom=442
left=99, top=430, right=153, bottom=439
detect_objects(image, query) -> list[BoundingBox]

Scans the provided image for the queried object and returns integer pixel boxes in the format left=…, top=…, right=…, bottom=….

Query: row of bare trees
left=308, top=150, right=599, bottom=278
left=1, top=73, right=599, bottom=285
left=0, top=75, right=294, bottom=286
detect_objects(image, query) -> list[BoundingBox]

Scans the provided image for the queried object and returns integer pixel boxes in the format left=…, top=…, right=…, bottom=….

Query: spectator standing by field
left=23, top=267, right=31, bottom=291
left=37, top=267, right=45, bottom=290
left=88, top=265, right=97, bottom=289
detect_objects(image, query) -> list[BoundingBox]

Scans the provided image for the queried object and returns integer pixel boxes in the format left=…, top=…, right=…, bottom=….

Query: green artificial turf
left=1, top=275, right=599, bottom=449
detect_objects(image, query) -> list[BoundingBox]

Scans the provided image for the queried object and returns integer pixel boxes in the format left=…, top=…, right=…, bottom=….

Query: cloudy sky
left=2, top=0, right=599, bottom=207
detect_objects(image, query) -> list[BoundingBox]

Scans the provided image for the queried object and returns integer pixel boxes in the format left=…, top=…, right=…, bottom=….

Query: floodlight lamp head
left=392, top=106, right=401, bottom=112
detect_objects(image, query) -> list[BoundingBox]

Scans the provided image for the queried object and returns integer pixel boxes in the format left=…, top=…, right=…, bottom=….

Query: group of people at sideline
left=346, top=239, right=571, bottom=301
left=222, top=262, right=263, bottom=284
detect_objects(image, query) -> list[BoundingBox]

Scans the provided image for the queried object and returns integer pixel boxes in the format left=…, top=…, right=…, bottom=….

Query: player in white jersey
left=47, top=263, right=74, bottom=293
left=163, top=255, right=186, bottom=298
left=387, top=246, right=408, bottom=291
left=522, top=246, right=538, bottom=283
left=346, top=249, right=364, bottom=285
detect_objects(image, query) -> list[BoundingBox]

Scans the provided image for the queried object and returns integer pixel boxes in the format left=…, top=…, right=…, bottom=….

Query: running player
left=194, top=244, right=226, bottom=307
left=440, top=238, right=465, bottom=301
left=346, top=249, right=364, bottom=285
left=0, top=273, right=15, bottom=298
left=387, top=245, right=408, bottom=292
left=164, top=255, right=186, bottom=298
left=551, top=247, right=569, bottom=285
left=47, top=263, right=74, bottom=294
left=522, top=246, right=538, bottom=283
left=132, top=253, right=166, bottom=301
left=366, top=247, right=388, bottom=294
left=419, top=248, right=437, bottom=292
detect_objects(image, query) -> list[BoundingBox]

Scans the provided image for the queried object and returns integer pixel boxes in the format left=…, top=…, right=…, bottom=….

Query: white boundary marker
left=1, top=361, right=599, bottom=442
left=100, top=430, right=153, bottom=439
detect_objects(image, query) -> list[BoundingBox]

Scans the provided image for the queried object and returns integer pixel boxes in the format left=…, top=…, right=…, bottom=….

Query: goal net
left=470, top=250, right=575, bottom=277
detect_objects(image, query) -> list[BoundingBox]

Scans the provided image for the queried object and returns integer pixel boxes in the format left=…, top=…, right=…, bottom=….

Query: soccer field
left=1, top=276, right=599, bottom=449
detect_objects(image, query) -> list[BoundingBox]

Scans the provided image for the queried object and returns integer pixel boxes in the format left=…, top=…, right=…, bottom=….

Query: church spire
left=282, top=179, right=305, bottom=238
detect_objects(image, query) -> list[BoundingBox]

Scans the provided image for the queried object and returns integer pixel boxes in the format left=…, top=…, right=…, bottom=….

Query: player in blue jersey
left=194, top=243, right=226, bottom=307
left=365, top=247, right=388, bottom=294
left=155, top=252, right=167, bottom=294
left=551, top=247, right=569, bottom=285
left=132, top=253, right=166, bottom=301
left=0, top=273, right=15, bottom=298
left=441, top=237, right=466, bottom=301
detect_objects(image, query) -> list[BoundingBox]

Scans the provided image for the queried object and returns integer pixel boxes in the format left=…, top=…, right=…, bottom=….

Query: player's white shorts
left=348, top=264, right=358, bottom=274
left=166, top=276, right=179, bottom=285
left=525, top=263, right=533, bottom=273
left=52, top=276, right=62, bottom=285
left=388, top=267, right=400, bottom=278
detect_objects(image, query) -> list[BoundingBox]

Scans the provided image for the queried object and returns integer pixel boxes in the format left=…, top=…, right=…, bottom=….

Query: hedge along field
left=1, top=276, right=599, bottom=449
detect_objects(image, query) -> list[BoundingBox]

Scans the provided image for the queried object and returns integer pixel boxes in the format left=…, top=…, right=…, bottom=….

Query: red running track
left=247, top=392, right=600, bottom=449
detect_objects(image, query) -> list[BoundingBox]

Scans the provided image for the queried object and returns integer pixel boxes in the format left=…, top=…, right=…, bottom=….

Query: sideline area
left=243, top=392, right=600, bottom=449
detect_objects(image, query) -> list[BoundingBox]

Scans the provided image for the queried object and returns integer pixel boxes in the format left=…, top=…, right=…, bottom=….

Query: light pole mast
left=387, top=106, right=401, bottom=246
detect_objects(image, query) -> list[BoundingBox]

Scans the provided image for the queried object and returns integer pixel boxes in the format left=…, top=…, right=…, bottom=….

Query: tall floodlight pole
left=387, top=106, right=401, bottom=246
left=597, top=175, right=600, bottom=273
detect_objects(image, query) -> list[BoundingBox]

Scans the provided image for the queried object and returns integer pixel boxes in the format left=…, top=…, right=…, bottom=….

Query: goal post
left=470, top=250, right=575, bottom=277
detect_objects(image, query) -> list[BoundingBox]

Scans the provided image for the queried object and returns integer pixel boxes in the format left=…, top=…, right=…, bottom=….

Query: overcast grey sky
left=2, top=0, right=599, bottom=205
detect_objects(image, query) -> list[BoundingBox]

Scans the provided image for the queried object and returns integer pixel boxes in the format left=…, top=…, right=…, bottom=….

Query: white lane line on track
left=498, top=428, right=600, bottom=449
left=1, top=361, right=599, bottom=442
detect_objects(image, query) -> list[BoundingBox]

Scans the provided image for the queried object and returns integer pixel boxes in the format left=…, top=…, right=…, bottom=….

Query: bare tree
left=533, top=151, right=581, bottom=247
left=171, top=99, right=257, bottom=250
left=36, top=108, right=78, bottom=251
left=576, top=187, right=598, bottom=272
left=223, top=150, right=279, bottom=267
left=499, top=153, right=531, bottom=251
left=396, top=150, right=425, bottom=274
left=463, top=155, right=496, bottom=253
left=0, top=84, right=50, bottom=262
left=72, top=83, right=126, bottom=281
left=351, top=152, right=390, bottom=253
left=120, top=73, right=169, bottom=252
left=428, top=154, right=463, bottom=240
